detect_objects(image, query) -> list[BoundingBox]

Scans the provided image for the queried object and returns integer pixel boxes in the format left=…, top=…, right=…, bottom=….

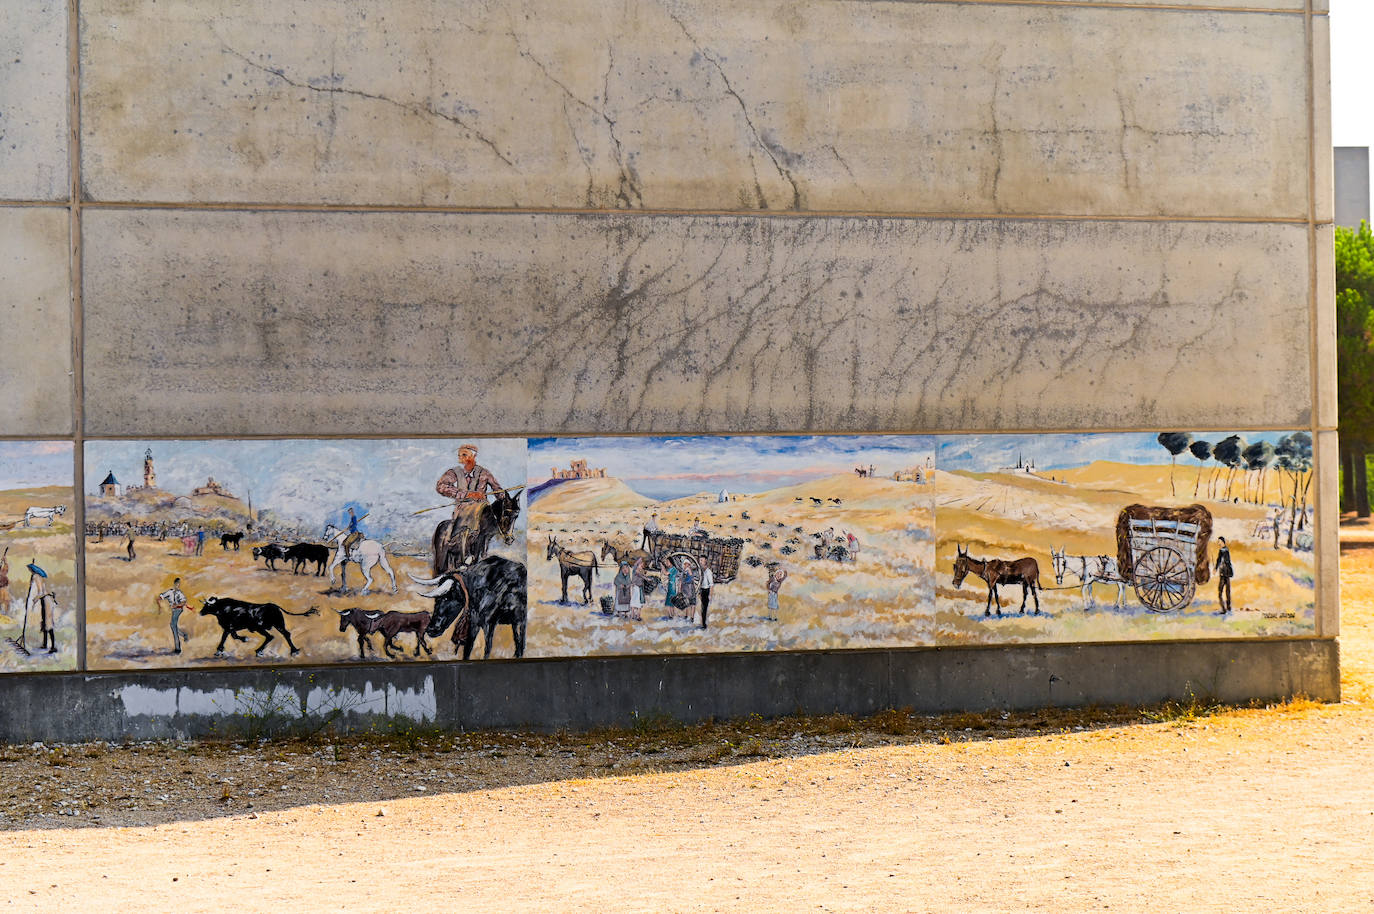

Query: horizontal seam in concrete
left=55, top=424, right=1330, bottom=443
left=844, top=0, right=1313, bottom=14
left=74, top=201, right=1312, bottom=225
left=68, top=636, right=1336, bottom=678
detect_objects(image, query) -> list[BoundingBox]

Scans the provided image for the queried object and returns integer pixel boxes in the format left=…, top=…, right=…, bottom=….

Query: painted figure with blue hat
left=22, top=559, right=58, bottom=654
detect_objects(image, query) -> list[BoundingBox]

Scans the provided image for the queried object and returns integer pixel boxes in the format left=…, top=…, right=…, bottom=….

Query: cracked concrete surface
left=78, top=0, right=1308, bottom=216
left=81, top=210, right=1310, bottom=437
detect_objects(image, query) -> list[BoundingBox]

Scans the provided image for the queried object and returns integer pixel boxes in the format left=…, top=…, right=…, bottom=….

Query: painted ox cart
left=643, top=531, right=744, bottom=586
left=1115, top=504, right=1213, bottom=613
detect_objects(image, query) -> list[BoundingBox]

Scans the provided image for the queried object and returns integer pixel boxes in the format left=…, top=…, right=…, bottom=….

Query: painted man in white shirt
left=157, top=577, right=190, bottom=654
left=698, top=563, right=714, bottom=630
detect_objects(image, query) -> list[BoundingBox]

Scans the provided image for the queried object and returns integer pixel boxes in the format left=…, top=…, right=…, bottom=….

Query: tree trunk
left=1343, top=448, right=1356, bottom=511
left=1356, top=450, right=1371, bottom=519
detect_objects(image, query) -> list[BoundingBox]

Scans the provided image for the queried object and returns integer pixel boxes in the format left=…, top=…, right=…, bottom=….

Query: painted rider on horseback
left=342, top=507, right=368, bottom=559
left=436, top=444, right=502, bottom=564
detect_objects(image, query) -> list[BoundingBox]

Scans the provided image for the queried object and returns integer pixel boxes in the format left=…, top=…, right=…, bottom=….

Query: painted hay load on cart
left=643, top=531, right=744, bottom=585
left=1114, top=504, right=1213, bottom=613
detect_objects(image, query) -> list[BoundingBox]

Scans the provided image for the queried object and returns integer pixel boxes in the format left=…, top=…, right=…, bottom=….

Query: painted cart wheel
left=667, top=552, right=702, bottom=578
left=1131, top=546, right=1196, bottom=613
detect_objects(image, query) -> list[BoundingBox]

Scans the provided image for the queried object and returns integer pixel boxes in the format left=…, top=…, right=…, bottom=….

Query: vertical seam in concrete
left=1304, top=0, right=1323, bottom=638
left=69, top=0, right=86, bottom=669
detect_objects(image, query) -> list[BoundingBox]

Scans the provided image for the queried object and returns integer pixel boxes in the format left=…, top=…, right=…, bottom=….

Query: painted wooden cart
left=1115, top=504, right=1214, bottom=613
left=644, top=531, right=744, bottom=585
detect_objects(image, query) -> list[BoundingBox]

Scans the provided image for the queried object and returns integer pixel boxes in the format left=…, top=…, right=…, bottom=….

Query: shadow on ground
left=0, top=695, right=1286, bottom=833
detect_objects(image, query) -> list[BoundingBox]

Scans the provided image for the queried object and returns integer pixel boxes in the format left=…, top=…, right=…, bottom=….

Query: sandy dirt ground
left=0, top=528, right=1371, bottom=911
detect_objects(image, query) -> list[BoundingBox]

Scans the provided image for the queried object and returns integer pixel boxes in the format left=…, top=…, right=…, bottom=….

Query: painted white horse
left=323, top=524, right=398, bottom=594
left=1050, top=546, right=1126, bottom=611
left=24, top=505, right=67, bottom=527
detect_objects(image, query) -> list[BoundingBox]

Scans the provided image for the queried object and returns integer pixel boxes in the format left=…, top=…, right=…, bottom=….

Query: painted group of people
left=611, top=555, right=715, bottom=628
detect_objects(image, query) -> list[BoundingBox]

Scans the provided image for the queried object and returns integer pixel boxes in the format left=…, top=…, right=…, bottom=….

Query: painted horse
left=432, top=486, right=525, bottom=574
left=951, top=544, right=1042, bottom=616
left=546, top=537, right=598, bottom=605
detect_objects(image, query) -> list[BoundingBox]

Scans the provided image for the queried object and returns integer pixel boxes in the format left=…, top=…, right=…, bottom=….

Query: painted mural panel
left=526, top=435, right=936, bottom=656
left=935, top=432, right=1317, bottom=645
left=84, top=439, right=526, bottom=670
left=0, top=442, right=76, bottom=672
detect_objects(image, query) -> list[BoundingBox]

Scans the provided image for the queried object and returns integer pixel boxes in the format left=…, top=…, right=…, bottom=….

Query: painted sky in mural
left=0, top=440, right=72, bottom=489
left=86, top=439, right=526, bottom=542
left=938, top=431, right=1306, bottom=473
left=530, top=435, right=933, bottom=500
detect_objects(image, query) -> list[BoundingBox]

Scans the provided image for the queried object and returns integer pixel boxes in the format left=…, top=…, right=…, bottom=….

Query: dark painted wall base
left=0, top=639, right=1340, bottom=744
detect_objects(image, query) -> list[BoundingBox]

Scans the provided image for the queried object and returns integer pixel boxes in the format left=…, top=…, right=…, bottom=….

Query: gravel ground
left=0, top=530, right=1371, bottom=912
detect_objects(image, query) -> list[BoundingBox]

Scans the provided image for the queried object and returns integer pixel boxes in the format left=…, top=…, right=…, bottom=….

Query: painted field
left=84, top=439, right=526, bottom=669
left=0, top=442, right=76, bottom=672
left=526, top=435, right=936, bottom=656
left=935, top=432, right=1316, bottom=645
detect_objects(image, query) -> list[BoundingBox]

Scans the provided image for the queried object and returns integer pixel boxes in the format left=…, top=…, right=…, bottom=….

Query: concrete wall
left=0, top=0, right=1337, bottom=739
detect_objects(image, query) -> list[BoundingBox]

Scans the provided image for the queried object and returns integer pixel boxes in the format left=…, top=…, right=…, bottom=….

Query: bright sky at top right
left=1331, top=0, right=1372, bottom=147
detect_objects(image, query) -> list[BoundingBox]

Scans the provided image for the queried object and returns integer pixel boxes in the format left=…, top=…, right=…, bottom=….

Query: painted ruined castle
left=550, top=459, right=607, bottom=479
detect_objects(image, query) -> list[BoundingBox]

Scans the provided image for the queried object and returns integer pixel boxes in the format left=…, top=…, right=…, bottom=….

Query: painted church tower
left=143, top=448, right=156, bottom=489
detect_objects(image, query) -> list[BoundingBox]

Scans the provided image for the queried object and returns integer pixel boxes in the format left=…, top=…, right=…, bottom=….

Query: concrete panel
left=82, top=210, right=1312, bottom=436
left=79, top=1, right=1308, bottom=217
left=1317, top=430, right=1338, bottom=639
left=0, top=639, right=1337, bottom=743
left=1316, top=223, right=1336, bottom=429
left=1313, top=14, right=1332, bottom=224
left=0, top=2, right=67, bottom=201
left=0, top=207, right=71, bottom=435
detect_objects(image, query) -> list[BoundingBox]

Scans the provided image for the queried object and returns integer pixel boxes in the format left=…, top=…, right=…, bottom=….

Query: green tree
left=1337, top=222, right=1374, bottom=517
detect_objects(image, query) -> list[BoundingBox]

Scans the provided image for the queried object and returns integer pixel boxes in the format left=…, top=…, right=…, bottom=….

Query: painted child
left=766, top=564, right=788, bottom=621
left=665, top=563, right=679, bottom=608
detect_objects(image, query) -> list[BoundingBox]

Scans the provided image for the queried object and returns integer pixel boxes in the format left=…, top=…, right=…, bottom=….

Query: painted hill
left=748, top=473, right=929, bottom=510
left=529, top=477, right=656, bottom=513
left=1053, top=460, right=1292, bottom=507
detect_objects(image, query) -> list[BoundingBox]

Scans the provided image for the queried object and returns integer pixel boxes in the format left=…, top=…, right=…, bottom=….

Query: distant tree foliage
left=1337, top=222, right=1374, bottom=516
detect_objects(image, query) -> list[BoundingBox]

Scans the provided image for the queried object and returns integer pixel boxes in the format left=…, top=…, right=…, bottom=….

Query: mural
left=66, top=430, right=1321, bottom=670
left=84, top=439, right=526, bottom=669
left=935, top=432, right=1317, bottom=644
left=526, top=435, right=937, bottom=656
left=0, top=441, right=76, bottom=672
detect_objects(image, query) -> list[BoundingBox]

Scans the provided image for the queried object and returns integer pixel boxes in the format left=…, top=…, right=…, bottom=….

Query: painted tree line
left=1338, top=221, right=1374, bottom=517
left=1156, top=431, right=1313, bottom=549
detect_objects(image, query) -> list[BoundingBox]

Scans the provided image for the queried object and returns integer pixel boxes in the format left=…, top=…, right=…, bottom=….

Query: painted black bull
left=336, top=607, right=433, bottom=659
left=410, top=556, right=526, bottom=659
left=199, top=596, right=321, bottom=656
left=252, top=543, right=287, bottom=571
left=431, top=487, right=525, bottom=574
left=286, top=542, right=330, bottom=576
left=220, top=531, right=245, bottom=551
